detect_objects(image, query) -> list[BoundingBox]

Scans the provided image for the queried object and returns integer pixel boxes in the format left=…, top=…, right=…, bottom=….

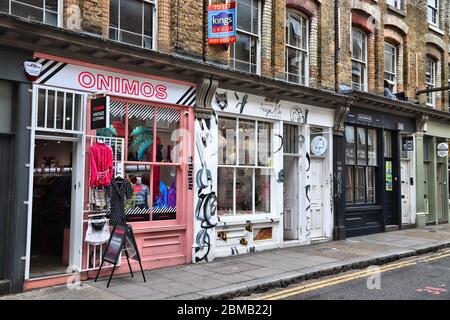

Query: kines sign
left=208, top=2, right=237, bottom=45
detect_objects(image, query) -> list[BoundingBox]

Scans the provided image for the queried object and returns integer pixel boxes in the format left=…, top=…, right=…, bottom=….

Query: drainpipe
left=335, top=0, right=340, bottom=92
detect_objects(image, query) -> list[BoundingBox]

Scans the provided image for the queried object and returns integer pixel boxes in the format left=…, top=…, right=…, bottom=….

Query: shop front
left=336, top=106, right=416, bottom=237
left=23, top=54, right=195, bottom=290
left=193, top=88, right=334, bottom=261
left=415, top=119, right=450, bottom=226
left=0, top=46, right=33, bottom=294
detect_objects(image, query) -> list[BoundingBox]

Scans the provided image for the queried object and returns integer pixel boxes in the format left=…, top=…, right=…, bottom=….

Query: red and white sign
left=34, top=59, right=197, bottom=107
left=23, top=61, right=43, bottom=81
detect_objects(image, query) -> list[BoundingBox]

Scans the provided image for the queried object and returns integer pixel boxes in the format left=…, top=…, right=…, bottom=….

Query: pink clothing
left=90, top=142, right=113, bottom=187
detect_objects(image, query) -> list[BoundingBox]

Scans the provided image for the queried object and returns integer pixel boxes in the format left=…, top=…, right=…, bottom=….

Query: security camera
left=184, top=111, right=189, bottom=117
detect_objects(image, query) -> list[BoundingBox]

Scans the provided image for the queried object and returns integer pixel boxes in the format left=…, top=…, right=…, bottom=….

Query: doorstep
left=0, top=280, right=11, bottom=296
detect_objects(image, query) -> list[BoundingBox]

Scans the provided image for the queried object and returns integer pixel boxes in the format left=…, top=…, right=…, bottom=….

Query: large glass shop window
left=345, top=125, right=377, bottom=205
left=217, top=117, right=272, bottom=216
left=99, top=101, right=182, bottom=222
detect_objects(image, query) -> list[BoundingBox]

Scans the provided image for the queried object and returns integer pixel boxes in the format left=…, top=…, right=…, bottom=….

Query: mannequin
left=133, top=176, right=150, bottom=209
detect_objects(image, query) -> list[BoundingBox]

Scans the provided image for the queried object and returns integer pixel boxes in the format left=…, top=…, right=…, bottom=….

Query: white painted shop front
left=192, top=89, right=334, bottom=262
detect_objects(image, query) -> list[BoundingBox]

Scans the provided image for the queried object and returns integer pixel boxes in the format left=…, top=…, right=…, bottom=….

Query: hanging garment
left=89, top=187, right=109, bottom=211
left=85, top=219, right=110, bottom=245
left=108, top=177, right=132, bottom=226
left=133, top=183, right=150, bottom=208
left=89, top=142, right=113, bottom=187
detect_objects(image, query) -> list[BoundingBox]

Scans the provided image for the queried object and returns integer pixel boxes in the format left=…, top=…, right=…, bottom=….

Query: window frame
left=284, top=9, right=309, bottom=86
left=351, top=27, right=368, bottom=92
left=217, top=115, right=273, bottom=217
left=230, top=0, right=262, bottom=75
left=345, top=125, right=378, bottom=206
left=426, top=56, right=437, bottom=108
left=109, top=0, right=157, bottom=50
left=3, top=0, right=63, bottom=27
left=384, top=41, right=397, bottom=93
left=428, top=0, right=439, bottom=28
left=386, top=0, right=402, bottom=10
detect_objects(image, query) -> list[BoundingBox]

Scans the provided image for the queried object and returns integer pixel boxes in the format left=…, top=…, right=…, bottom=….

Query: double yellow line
left=255, top=249, right=450, bottom=300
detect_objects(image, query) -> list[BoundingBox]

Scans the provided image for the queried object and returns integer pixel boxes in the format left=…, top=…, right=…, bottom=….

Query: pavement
left=2, top=224, right=450, bottom=300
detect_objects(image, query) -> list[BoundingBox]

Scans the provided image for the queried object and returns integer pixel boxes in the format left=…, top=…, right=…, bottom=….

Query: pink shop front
left=23, top=54, right=195, bottom=290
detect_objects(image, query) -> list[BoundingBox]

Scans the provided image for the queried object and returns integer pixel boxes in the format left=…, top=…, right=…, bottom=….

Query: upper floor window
left=428, top=0, right=439, bottom=27
left=1, top=0, right=59, bottom=26
left=285, top=10, right=309, bottom=85
left=230, top=0, right=260, bottom=74
left=109, top=0, right=156, bottom=49
left=386, top=0, right=402, bottom=10
left=426, top=56, right=437, bottom=107
left=384, top=42, right=397, bottom=93
left=351, top=28, right=367, bottom=91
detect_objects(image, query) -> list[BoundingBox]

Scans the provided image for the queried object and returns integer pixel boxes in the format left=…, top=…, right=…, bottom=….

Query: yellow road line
left=263, top=263, right=417, bottom=300
left=255, top=249, right=450, bottom=300
left=255, top=260, right=417, bottom=300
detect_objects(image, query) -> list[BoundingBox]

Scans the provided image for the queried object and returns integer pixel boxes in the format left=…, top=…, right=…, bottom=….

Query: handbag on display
left=85, top=218, right=110, bottom=246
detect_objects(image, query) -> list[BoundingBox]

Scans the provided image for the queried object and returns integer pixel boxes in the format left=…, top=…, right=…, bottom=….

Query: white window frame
left=4, top=0, right=63, bottom=27
left=109, top=0, right=157, bottom=50
left=428, top=0, right=439, bottom=28
left=351, top=27, right=368, bottom=92
left=217, top=115, right=274, bottom=218
left=386, top=0, right=402, bottom=10
left=384, top=42, right=397, bottom=93
left=230, top=0, right=261, bottom=75
left=426, top=56, right=437, bottom=108
left=285, top=10, right=309, bottom=86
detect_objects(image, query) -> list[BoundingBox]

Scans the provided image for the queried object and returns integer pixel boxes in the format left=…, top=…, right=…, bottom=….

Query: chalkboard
left=96, top=223, right=146, bottom=287
left=103, top=224, right=127, bottom=264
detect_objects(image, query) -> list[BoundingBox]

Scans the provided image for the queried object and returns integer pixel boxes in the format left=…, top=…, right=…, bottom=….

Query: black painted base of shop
left=333, top=226, right=346, bottom=240
left=0, top=280, right=10, bottom=296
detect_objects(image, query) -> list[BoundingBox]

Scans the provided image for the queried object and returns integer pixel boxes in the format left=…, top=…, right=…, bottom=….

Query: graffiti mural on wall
left=194, top=118, right=218, bottom=262
left=304, top=152, right=311, bottom=238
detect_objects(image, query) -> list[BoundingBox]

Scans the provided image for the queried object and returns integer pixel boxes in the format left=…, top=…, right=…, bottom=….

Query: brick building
left=1, top=0, right=450, bottom=293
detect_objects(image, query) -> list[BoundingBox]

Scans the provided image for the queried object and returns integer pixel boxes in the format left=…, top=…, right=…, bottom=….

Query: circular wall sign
left=310, top=136, right=328, bottom=156
left=437, top=142, right=449, bottom=158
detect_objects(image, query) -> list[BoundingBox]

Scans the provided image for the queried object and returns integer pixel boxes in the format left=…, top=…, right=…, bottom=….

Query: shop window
left=285, top=10, right=309, bottom=85
left=0, top=80, right=13, bottom=134
left=384, top=42, right=397, bottom=93
left=230, top=0, right=260, bottom=74
left=345, top=125, right=377, bottom=205
left=428, top=0, right=439, bottom=27
left=384, top=130, right=392, bottom=158
left=423, top=136, right=431, bottom=161
left=351, top=28, right=367, bottom=91
left=109, top=0, right=155, bottom=49
left=1, top=0, right=59, bottom=26
left=426, top=56, right=437, bottom=108
left=105, top=101, right=183, bottom=222
left=217, top=117, right=272, bottom=216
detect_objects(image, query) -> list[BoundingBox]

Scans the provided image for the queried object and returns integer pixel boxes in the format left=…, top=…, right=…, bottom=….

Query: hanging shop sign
left=90, top=96, right=110, bottom=129
left=33, top=58, right=197, bottom=107
left=212, top=89, right=334, bottom=127
left=402, top=136, right=414, bottom=152
left=207, top=2, right=237, bottom=45
left=386, top=161, right=393, bottom=191
left=437, top=142, right=449, bottom=158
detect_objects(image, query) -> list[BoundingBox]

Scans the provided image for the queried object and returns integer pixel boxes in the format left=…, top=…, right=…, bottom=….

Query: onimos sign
left=208, top=2, right=237, bottom=45
left=33, top=58, right=197, bottom=107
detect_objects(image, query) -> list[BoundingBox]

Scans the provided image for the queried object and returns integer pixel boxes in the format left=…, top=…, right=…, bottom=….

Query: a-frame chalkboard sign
left=95, top=223, right=147, bottom=288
